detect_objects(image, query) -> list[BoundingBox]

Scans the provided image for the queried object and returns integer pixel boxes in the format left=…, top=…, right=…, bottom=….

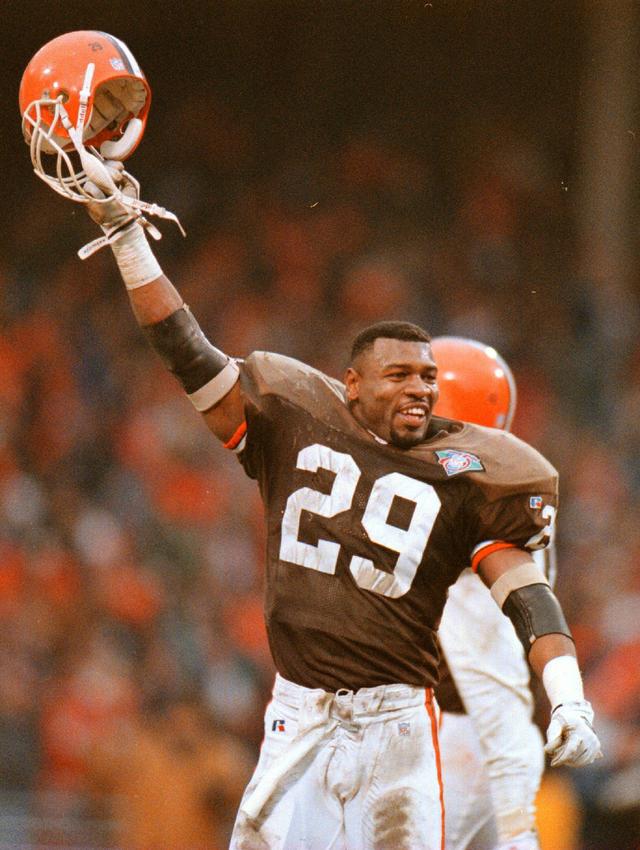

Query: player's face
left=345, top=338, right=439, bottom=448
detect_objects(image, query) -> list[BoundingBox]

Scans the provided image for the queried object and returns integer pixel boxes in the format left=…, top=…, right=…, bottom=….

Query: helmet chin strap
left=57, top=64, right=121, bottom=196
left=75, top=62, right=95, bottom=144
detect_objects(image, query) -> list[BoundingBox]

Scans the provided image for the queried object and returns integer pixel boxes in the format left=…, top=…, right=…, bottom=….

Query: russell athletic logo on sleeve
left=272, top=719, right=286, bottom=732
left=435, top=449, right=484, bottom=477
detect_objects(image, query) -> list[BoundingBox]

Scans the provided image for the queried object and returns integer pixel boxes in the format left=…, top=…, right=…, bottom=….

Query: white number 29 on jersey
left=279, top=444, right=442, bottom=598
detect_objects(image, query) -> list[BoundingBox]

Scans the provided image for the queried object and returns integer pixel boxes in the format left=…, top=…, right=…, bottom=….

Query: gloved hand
left=83, top=158, right=139, bottom=231
left=78, top=152, right=183, bottom=261
left=495, top=830, right=540, bottom=850
left=544, top=699, right=602, bottom=767
left=78, top=156, right=170, bottom=260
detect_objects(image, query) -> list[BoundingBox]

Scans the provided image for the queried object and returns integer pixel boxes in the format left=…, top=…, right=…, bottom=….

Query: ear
left=344, top=367, right=360, bottom=402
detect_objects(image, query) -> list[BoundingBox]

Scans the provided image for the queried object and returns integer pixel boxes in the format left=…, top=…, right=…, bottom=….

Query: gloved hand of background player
left=544, top=699, right=602, bottom=767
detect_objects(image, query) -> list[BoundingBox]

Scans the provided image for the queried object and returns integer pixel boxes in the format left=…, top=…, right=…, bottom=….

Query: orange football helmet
left=19, top=31, right=151, bottom=200
left=431, top=336, right=517, bottom=430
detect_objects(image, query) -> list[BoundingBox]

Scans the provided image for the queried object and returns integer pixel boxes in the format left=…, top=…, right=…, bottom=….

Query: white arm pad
left=187, top=360, right=240, bottom=412
left=490, top=562, right=549, bottom=609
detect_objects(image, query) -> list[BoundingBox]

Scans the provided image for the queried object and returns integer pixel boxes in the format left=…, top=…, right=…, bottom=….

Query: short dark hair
left=350, top=321, right=431, bottom=363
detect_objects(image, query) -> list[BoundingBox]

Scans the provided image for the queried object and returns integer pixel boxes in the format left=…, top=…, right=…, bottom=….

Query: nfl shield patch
left=435, top=449, right=484, bottom=477
left=398, top=722, right=411, bottom=736
left=529, top=496, right=543, bottom=510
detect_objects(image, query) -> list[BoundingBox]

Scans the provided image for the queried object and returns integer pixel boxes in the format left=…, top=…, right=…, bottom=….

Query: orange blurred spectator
left=536, top=770, right=582, bottom=850
left=90, top=695, right=254, bottom=850
left=39, top=637, right=139, bottom=795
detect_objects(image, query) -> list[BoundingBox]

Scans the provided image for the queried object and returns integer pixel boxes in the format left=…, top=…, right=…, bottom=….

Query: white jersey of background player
left=433, top=337, right=554, bottom=850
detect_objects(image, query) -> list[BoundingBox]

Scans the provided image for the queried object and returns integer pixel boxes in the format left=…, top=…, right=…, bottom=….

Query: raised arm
left=86, top=167, right=245, bottom=445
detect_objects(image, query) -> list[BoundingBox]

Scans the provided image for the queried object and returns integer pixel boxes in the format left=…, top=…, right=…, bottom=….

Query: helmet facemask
left=20, top=33, right=184, bottom=258
left=22, top=61, right=148, bottom=203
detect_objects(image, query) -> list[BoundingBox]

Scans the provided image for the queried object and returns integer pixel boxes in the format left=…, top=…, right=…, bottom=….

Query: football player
left=19, top=42, right=601, bottom=847
left=432, top=337, right=552, bottom=850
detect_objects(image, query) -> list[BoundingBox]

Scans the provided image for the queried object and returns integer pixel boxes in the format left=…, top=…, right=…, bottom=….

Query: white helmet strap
left=74, top=62, right=95, bottom=144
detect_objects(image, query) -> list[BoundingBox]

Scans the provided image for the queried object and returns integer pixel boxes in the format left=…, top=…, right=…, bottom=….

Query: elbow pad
left=142, top=306, right=239, bottom=411
left=502, top=584, right=573, bottom=655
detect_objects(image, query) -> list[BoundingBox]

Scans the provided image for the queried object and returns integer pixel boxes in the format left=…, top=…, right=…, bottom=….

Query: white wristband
left=110, top=222, right=163, bottom=290
left=542, top=655, right=584, bottom=709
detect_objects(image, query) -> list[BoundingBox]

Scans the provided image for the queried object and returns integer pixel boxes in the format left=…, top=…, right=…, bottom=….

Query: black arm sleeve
left=142, top=306, right=229, bottom=394
left=502, top=583, right=573, bottom=656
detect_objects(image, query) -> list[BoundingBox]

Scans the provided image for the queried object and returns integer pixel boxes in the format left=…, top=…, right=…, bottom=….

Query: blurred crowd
left=2, top=96, right=639, bottom=848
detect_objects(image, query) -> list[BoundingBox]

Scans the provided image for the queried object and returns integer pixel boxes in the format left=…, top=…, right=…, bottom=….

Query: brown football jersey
left=433, top=640, right=467, bottom=713
left=236, top=352, right=558, bottom=692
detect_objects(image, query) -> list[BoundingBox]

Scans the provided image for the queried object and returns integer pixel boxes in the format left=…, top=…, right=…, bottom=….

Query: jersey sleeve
left=232, top=350, right=347, bottom=481
left=466, top=438, right=558, bottom=571
left=232, top=354, right=274, bottom=481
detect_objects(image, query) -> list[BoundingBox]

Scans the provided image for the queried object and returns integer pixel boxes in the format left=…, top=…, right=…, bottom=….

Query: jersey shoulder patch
left=430, top=424, right=558, bottom=502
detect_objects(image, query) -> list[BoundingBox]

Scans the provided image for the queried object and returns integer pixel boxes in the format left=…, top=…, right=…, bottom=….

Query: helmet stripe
left=111, top=34, right=143, bottom=77
left=96, top=31, right=141, bottom=77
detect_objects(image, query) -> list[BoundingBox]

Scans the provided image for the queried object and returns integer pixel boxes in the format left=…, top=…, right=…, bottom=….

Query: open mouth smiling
left=395, top=404, right=429, bottom=428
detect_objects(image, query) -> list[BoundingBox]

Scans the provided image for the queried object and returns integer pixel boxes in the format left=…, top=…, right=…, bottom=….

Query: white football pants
left=230, top=673, right=444, bottom=850
left=438, top=569, right=544, bottom=850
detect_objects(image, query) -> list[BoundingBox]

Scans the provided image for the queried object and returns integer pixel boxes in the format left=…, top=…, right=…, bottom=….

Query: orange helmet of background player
left=431, top=336, right=517, bottom=431
left=19, top=30, right=151, bottom=160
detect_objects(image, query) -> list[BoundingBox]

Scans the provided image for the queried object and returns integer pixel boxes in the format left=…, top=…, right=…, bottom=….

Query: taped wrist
left=542, top=655, right=584, bottom=708
left=501, top=583, right=573, bottom=655
left=110, top=221, right=163, bottom=290
left=142, top=306, right=239, bottom=411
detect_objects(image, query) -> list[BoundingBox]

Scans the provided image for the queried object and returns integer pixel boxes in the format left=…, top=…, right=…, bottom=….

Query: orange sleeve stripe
left=223, top=420, right=247, bottom=450
left=425, top=689, right=445, bottom=850
left=471, top=541, right=517, bottom=573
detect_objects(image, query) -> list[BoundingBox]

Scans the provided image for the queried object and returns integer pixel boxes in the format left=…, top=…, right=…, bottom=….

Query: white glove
left=84, top=159, right=139, bottom=228
left=77, top=155, right=184, bottom=260
left=544, top=699, right=602, bottom=767
left=80, top=159, right=164, bottom=290
left=79, top=159, right=168, bottom=261
left=495, top=830, right=540, bottom=850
